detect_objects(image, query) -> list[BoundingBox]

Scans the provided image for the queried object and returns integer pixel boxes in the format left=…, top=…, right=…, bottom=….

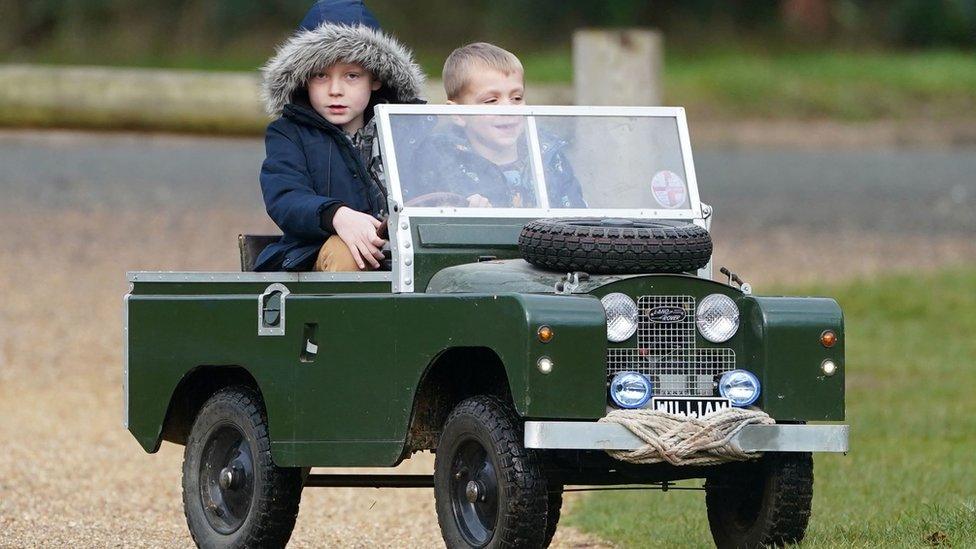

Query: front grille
left=606, top=295, right=736, bottom=396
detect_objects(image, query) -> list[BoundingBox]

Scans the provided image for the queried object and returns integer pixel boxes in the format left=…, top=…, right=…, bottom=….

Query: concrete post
left=573, top=29, right=663, bottom=106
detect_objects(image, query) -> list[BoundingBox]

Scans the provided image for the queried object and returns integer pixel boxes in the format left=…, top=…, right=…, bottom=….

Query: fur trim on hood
left=261, top=23, right=425, bottom=117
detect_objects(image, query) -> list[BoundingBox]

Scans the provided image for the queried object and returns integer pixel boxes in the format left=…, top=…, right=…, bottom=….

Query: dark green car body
left=125, top=216, right=844, bottom=468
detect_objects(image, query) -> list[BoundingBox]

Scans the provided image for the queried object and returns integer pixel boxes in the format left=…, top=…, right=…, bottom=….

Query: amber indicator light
left=538, top=325, right=554, bottom=343
left=820, top=330, right=837, bottom=348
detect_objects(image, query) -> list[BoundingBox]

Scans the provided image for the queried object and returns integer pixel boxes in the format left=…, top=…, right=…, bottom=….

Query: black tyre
left=182, top=386, right=303, bottom=549
left=518, top=218, right=712, bottom=274
left=434, top=395, right=550, bottom=549
left=705, top=452, right=813, bottom=549
left=542, top=484, right=563, bottom=548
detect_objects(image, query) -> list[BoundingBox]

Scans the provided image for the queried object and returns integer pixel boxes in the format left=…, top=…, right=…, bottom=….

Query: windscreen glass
left=388, top=113, right=690, bottom=211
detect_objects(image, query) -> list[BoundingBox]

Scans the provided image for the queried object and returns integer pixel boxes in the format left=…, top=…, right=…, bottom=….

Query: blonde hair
left=442, top=42, right=523, bottom=100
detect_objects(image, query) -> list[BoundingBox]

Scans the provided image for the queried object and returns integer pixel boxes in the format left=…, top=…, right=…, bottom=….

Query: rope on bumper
left=598, top=407, right=775, bottom=466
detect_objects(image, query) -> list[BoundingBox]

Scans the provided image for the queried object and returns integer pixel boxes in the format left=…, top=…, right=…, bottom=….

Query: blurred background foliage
left=2, top=0, right=975, bottom=72
left=2, top=1, right=974, bottom=121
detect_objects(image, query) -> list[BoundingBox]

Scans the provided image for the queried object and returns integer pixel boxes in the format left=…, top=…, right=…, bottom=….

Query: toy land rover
left=125, top=105, right=847, bottom=548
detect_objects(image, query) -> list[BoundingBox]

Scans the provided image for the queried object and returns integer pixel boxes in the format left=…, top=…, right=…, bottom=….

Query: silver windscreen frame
left=373, top=104, right=704, bottom=220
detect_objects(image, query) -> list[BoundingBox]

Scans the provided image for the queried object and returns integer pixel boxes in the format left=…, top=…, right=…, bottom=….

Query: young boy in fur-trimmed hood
left=254, top=0, right=425, bottom=272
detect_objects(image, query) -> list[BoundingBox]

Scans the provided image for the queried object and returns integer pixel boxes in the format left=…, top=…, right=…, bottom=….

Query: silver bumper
left=524, top=421, right=849, bottom=453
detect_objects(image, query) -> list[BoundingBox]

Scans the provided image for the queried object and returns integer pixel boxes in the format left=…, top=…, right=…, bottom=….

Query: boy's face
left=308, top=62, right=380, bottom=133
left=450, top=68, right=526, bottom=160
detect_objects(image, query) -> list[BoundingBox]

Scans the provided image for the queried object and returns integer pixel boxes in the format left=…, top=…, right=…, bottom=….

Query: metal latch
left=258, top=283, right=290, bottom=336
left=555, top=271, right=590, bottom=294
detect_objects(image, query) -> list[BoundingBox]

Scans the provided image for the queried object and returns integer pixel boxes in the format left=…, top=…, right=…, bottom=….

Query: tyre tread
left=705, top=452, right=813, bottom=549
left=518, top=219, right=712, bottom=274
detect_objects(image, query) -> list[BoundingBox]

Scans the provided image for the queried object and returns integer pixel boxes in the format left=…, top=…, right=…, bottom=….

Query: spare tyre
left=518, top=218, right=712, bottom=274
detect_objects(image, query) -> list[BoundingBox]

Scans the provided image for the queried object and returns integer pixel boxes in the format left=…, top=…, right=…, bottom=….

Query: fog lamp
left=609, top=372, right=652, bottom=409
left=718, top=370, right=761, bottom=407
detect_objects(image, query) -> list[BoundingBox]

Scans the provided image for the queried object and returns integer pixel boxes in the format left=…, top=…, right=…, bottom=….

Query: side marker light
left=538, top=325, right=554, bottom=343
left=537, top=357, right=554, bottom=374
left=821, top=360, right=837, bottom=376
left=820, top=330, right=837, bottom=348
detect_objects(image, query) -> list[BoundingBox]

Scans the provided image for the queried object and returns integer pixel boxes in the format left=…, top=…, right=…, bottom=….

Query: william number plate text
left=651, top=397, right=731, bottom=418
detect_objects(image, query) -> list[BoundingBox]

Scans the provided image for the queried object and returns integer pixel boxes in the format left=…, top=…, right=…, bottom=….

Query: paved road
left=1, top=130, right=973, bottom=235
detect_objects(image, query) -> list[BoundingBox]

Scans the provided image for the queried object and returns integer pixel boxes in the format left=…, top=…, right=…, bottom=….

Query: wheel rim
left=712, top=469, right=764, bottom=533
left=449, top=438, right=498, bottom=547
left=728, top=480, right=763, bottom=531
left=199, top=422, right=255, bottom=534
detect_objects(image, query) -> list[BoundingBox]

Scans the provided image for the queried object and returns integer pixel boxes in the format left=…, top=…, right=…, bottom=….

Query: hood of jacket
left=261, top=2, right=425, bottom=117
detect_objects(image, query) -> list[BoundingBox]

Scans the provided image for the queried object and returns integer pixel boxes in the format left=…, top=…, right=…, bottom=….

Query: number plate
left=650, top=397, right=731, bottom=418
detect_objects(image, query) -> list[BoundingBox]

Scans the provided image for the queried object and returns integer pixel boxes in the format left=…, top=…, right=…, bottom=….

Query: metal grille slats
left=606, top=295, right=735, bottom=396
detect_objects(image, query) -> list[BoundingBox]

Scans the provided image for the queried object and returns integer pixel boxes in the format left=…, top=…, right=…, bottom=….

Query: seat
left=238, top=234, right=282, bottom=272
left=238, top=233, right=394, bottom=272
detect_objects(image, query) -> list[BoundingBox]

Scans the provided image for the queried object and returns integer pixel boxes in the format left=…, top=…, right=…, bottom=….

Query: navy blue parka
left=254, top=0, right=425, bottom=271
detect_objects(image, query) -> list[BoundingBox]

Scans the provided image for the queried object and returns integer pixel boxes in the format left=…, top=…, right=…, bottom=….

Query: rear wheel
left=434, top=395, right=550, bottom=548
left=182, top=386, right=303, bottom=549
left=705, top=452, right=813, bottom=548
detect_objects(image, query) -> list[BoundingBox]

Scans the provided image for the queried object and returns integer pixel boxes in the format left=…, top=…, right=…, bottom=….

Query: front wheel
left=434, top=395, right=551, bottom=548
left=182, top=386, right=303, bottom=549
left=705, top=452, right=813, bottom=548
left=543, top=483, right=563, bottom=548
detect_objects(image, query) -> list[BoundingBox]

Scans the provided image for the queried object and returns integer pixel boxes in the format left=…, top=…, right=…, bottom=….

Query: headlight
left=696, top=294, right=739, bottom=343
left=609, top=372, right=652, bottom=408
left=602, top=293, right=638, bottom=342
left=718, top=370, right=761, bottom=407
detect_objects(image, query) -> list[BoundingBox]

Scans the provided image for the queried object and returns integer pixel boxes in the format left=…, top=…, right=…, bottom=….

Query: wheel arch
left=402, top=346, right=514, bottom=456
left=160, top=365, right=265, bottom=447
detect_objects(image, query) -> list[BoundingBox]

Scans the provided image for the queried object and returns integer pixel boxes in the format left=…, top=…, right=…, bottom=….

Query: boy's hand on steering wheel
left=466, top=194, right=492, bottom=208
left=332, top=206, right=386, bottom=270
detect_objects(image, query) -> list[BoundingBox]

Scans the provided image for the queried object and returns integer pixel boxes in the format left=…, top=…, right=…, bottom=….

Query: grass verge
left=13, top=48, right=975, bottom=122
left=432, top=48, right=976, bottom=121
left=564, top=267, right=976, bottom=548
left=665, top=49, right=976, bottom=120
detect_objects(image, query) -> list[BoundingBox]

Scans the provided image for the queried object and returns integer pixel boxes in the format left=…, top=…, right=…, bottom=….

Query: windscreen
left=387, top=113, right=691, bottom=212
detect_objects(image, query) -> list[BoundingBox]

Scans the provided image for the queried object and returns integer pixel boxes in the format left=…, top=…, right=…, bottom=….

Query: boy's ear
left=446, top=100, right=468, bottom=127
left=371, top=79, right=381, bottom=92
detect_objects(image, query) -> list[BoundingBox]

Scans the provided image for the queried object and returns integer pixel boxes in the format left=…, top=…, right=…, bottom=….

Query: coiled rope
left=598, top=407, right=775, bottom=466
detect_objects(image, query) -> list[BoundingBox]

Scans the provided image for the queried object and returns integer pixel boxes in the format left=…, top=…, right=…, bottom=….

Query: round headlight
left=602, top=293, right=638, bottom=342
left=609, top=372, right=652, bottom=409
left=718, top=370, right=761, bottom=407
left=696, top=294, right=739, bottom=343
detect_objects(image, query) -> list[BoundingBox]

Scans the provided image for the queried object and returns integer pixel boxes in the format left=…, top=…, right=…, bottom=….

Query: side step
left=304, top=474, right=434, bottom=488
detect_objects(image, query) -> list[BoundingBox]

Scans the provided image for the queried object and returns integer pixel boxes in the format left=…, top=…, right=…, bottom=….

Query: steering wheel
left=405, top=192, right=470, bottom=207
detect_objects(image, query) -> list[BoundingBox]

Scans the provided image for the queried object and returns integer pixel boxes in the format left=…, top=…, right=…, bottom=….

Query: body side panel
left=127, top=287, right=607, bottom=467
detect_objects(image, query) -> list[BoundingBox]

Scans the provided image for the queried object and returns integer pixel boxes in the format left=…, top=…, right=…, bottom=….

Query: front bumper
left=524, top=421, right=849, bottom=453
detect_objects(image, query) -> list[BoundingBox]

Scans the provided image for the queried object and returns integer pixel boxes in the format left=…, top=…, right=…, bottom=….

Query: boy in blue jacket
left=254, top=0, right=425, bottom=271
